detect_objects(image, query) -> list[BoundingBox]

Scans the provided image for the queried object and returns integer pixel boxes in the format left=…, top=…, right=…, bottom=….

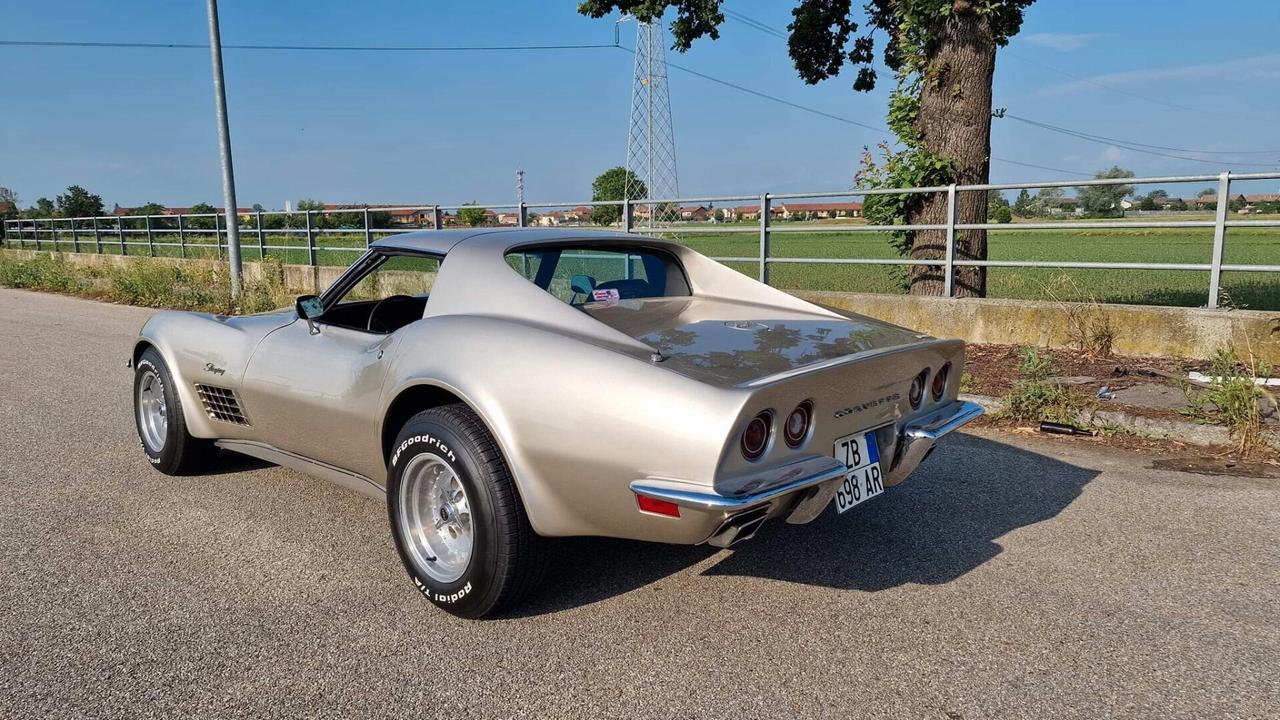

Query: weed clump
left=1001, top=346, right=1080, bottom=423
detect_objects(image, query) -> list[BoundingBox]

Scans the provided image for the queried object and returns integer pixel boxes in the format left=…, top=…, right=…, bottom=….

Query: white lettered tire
left=386, top=404, right=547, bottom=618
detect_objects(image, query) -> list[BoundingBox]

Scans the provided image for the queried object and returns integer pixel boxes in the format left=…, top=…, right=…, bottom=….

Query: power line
left=723, top=9, right=788, bottom=41
left=1003, top=114, right=1280, bottom=167
left=1003, top=113, right=1280, bottom=155
left=1002, top=49, right=1204, bottom=114
left=0, top=39, right=620, bottom=52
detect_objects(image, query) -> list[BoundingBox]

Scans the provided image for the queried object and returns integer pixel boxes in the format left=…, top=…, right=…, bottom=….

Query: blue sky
left=3, top=0, right=1280, bottom=209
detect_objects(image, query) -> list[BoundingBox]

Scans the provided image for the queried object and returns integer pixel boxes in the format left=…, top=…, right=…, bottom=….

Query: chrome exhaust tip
left=706, top=505, right=770, bottom=548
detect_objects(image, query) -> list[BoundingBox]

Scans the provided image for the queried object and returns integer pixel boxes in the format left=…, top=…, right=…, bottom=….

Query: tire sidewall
left=387, top=416, right=500, bottom=617
left=134, top=350, right=180, bottom=470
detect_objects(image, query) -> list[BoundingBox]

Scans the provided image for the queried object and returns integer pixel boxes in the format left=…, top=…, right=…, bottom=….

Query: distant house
left=388, top=208, right=438, bottom=227
left=0, top=200, right=16, bottom=216
left=1192, top=193, right=1247, bottom=209
left=725, top=205, right=760, bottom=221
left=114, top=206, right=253, bottom=220
left=496, top=212, right=521, bottom=226
left=774, top=202, right=863, bottom=220
left=537, top=211, right=567, bottom=226
left=1041, top=196, right=1079, bottom=215
left=678, top=205, right=710, bottom=222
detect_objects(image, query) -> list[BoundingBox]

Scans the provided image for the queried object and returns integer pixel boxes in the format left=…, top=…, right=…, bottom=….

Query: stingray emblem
left=203, top=362, right=226, bottom=376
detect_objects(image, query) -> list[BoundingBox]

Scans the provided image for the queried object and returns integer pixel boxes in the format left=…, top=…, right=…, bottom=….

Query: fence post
left=214, top=213, right=222, bottom=259
left=943, top=183, right=958, bottom=297
left=362, top=208, right=372, bottom=248
left=432, top=205, right=442, bottom=231
left=758, top=193, right=771, bottom=284
left=305, top=210, right=316, bottom=266
left=518, top=202, right=528, bottom=228
left=1207, top=171, right=1231, bottom=309
left=145, top=215, right=155, bottom=256
left=71, top=218, right=80, bottom=253
left=118, top=217, right=126, bottom=255
left=93, top=217, right=102, bottom=253
left=177, top=215, right=186, bottom=258
left=256, top=211, right=266, bottom=259
left=51, top=218, right=58, bottom=250
left=623, top=198, right=633, bottom=233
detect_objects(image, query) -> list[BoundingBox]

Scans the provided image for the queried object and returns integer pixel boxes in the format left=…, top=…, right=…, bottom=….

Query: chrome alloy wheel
left=398, top=454, right=474, bottom=584
left=136, top=368, right=168, bottom=453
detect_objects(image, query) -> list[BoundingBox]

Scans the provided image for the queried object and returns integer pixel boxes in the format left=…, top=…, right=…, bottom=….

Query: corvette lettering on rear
left=832, top=392, right=901, bottom=418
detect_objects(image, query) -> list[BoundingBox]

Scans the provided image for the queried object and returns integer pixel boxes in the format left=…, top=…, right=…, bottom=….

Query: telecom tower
left=624, top=17, right=679, bottom=226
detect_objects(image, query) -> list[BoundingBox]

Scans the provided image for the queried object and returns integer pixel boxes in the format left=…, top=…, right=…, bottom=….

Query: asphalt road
left=1, top=287, right=1277, bottom=720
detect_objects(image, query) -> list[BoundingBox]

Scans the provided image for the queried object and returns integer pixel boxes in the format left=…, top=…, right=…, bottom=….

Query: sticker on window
left=591, top=288, right=621, bottom=305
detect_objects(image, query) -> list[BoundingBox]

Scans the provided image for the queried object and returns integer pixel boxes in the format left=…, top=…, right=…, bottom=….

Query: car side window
left=318, top=253, right=441, bottom=333
left=506, top=246, right=690, bottom=305
left=336, top=254, right=440, bottom=305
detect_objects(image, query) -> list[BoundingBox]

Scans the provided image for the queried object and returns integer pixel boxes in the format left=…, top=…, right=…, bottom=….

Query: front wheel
left=134, top=348, right=216, bottom=475
left=387, top=404, right=547, bottom=618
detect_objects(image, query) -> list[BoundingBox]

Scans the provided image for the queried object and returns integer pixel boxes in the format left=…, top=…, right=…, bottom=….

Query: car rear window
left=506, top=245, right=691, bottom=305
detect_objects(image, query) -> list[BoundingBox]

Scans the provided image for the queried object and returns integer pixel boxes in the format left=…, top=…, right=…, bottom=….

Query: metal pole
left=363, top=208, right=372, bottom=248
left=214, top=212, right=223, bottom=259
left=432, top=205, right=442, bottom=231
left=35, top=220, right=42, bottom=251
left=256, top=211, right=266, bottom=258
left=943, top=184, right=958, bottom=297
left=93, top=217, right=102, bottom=253
left=518, top=202, right=528, bottom=228
left=759, top=193, right=771, bottom=284
left=1207, top=171, right=1231, bottom=308
left=178, top=214, right=186, bottom=258
left=51, top=218, right=58, bottom=250
left=118, top=216, right=126, bottom=255
left=71, top=218, right=80, bottom=253
left=305, top=210, right=316, bottom=266
left=623, top=198, right=633, bottom=233
left=206, top=0, right=242, bottom=297
left=145, top=215, right=155, bottom=256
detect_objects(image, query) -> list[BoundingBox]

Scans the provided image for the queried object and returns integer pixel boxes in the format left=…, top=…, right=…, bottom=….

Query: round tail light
left=741, top=411, right=772, bottom=460
left=909, top=369, right=928, bottom=409
left=783, top=401, right=813, bottom=447
left=932, top=363, right=950, bottom=400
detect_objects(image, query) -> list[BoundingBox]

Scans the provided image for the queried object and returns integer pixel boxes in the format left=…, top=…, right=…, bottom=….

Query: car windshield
left=505, top=245, right=691, bottom=305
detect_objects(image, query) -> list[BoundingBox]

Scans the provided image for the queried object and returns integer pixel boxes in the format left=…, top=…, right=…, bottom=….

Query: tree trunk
left=907, top=2, right=995, bottom=297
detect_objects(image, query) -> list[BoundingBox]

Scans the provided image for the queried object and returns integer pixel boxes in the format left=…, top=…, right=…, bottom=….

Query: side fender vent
left=195, top=384, right=250, bottom=426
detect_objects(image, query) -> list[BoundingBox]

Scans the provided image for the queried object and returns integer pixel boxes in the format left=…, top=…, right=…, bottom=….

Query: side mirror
left=296, top=295, right=323, bottom=335
left=570, top=274, right=596, bottom=298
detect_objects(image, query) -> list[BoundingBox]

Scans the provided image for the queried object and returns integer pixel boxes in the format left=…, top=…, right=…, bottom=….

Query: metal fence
left=4, top=171, right=1280, bottom=309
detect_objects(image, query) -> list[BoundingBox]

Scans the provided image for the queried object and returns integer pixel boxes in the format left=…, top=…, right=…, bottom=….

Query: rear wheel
left=387, top=404, right=547, bottom=618
left=133, top=348, right=216, bottom=475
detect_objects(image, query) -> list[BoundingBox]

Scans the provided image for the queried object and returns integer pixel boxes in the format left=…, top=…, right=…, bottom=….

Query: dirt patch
left=1151, top=456, right=1280, bottom=479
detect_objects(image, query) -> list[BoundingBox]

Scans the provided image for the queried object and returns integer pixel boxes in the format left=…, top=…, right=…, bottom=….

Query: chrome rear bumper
left=630, top=400, right=984, bottom=546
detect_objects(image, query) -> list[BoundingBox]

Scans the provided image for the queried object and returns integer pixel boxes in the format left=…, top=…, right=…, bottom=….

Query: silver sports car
left=131, top=228, right=982, bottom=617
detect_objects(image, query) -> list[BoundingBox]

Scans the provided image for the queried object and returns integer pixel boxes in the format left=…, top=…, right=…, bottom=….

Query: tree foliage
left=458, top=202, right=488, bottom=227
left=1076, top=166, right=1135, bottom=218
left=590, top=166, right=647, bottom=225
left=127, top=202, right=167, bottom=217
left=55, top=185, right=104, bottom=219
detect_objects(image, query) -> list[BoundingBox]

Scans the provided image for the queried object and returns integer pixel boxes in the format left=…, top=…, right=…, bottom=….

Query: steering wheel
left=366, top=295, right=418, bottom=333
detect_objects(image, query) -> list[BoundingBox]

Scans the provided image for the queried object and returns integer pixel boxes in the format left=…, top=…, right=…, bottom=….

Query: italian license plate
left=833, top=429, right=885, bottom=513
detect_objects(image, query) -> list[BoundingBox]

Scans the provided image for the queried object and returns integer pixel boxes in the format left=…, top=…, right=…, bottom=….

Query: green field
left=7, top=217, right=1279, bottom=310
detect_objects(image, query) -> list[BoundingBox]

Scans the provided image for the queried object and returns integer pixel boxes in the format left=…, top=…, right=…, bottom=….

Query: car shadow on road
left=508, top=433, right=1098, bottom=616
left=703, top=433, right=1099, bottom=591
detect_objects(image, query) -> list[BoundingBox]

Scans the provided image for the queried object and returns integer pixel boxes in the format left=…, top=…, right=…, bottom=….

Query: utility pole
left=206, top=0, right=243, bottom=298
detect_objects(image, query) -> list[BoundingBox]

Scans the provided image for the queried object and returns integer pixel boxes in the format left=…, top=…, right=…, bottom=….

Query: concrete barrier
left=793, top=290, right=1280, bottom=364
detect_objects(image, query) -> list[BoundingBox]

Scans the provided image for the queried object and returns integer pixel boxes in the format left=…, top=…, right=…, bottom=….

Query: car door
left=238, top=250, right=439, bottom=482
left=239, top=319, right=398, bottom=481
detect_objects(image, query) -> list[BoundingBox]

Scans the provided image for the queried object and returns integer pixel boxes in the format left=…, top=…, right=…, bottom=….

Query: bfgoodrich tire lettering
left=387, top=404, right=547, bottom=618
left=133, top=347, right=216, bottom=475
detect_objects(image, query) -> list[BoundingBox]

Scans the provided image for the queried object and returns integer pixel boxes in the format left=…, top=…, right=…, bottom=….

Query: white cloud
left=1102, top=146, right=1124, bottom=162
left=1023, top=33, right=1100, bottom=51
left=1037, top=54, right=1280, bottom=97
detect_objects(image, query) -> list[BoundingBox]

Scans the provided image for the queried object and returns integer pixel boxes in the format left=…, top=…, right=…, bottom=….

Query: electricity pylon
left=624, top=16, right=679, bottom=227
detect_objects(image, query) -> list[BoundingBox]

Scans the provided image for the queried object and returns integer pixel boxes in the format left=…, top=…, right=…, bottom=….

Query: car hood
left=581, top=296, right=929, bottom=387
